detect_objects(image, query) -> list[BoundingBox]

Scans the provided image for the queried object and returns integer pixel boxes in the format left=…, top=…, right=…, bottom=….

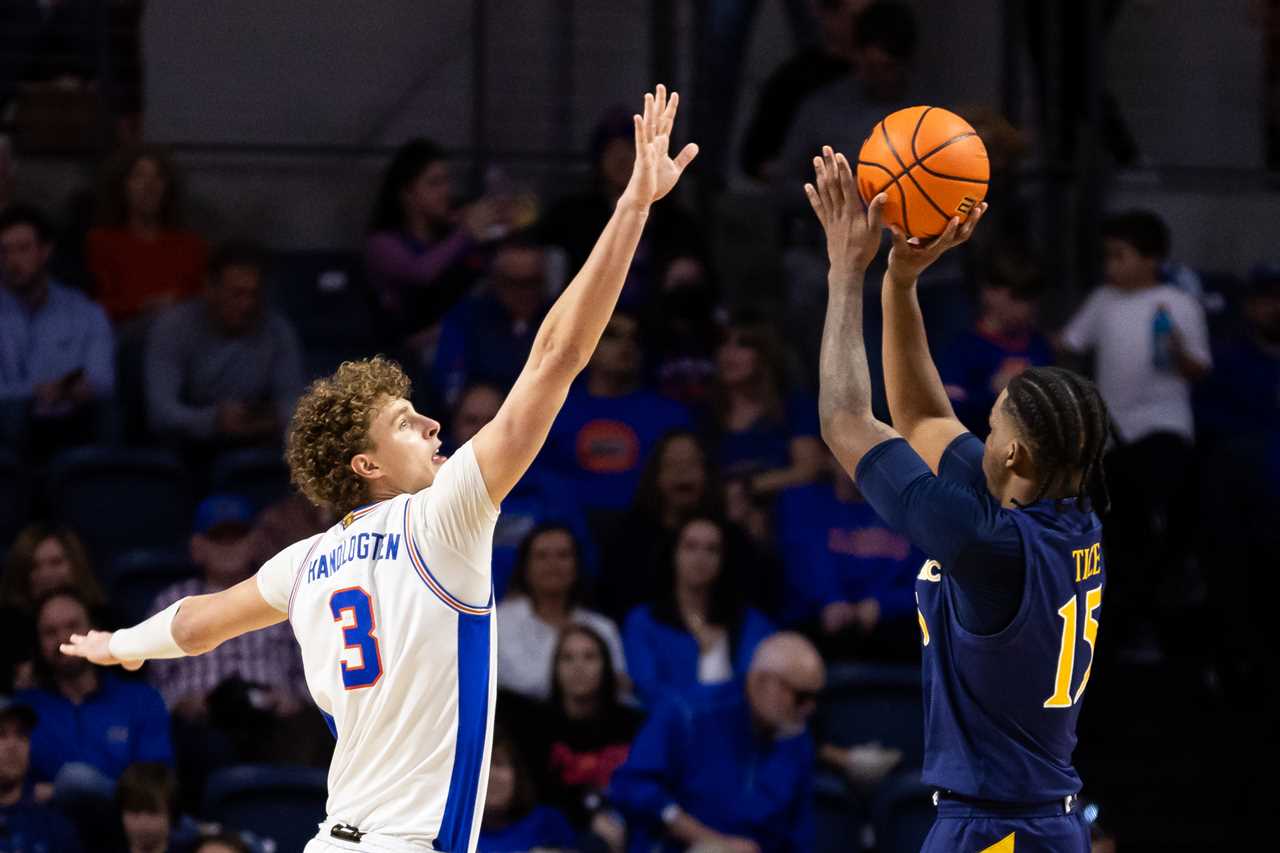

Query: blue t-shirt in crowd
left=938, top=327, right=1053, bottom=436
left=0, top=792, right=82, bottom=853
left=622, top=604, right=775, bottom=707
left=713, top=394, right=820, bottom=477
left=775, top=482, right=921, bottom=626
left=609, top=683, right=814, bottom=853
left=431, top=291, right=547, bottom=406
left=477, top=805, right=577, bottom=852
left=17, top=674, right=174, bottom=782
left=490, top=463, right=596, bottom=597
left=539, top=384, right=690, bottom=512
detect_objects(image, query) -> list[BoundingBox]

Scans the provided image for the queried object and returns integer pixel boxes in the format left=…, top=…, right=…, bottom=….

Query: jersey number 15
left=1044, top=585, right=1102, bottom=708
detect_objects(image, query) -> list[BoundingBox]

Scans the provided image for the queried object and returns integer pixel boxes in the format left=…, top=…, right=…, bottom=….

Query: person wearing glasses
left=608, top=632, right=823, bottom=853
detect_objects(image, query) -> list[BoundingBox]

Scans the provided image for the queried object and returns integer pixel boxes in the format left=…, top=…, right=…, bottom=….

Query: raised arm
left=880, top=206, right=986, bottom=471
left=805, top=147, right=899, bottom=479
left=471, top=85, right=697, bottom=504
left=59, top=576, right=286, bottom=669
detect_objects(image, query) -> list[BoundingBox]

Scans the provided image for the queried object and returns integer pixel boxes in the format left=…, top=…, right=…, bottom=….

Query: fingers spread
left=661, top=90, right=680, bottom=137
left=804, top=183, right=825, bottom=223
left=867, top=192, right=888, bottom=232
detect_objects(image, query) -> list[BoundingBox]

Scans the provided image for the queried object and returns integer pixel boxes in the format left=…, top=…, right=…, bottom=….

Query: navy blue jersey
left=856, top=434, right=1104, bottom=803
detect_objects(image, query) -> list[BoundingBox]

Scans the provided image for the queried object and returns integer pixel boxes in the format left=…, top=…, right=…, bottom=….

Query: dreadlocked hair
left=1003, top=366, right=1111, bottom=513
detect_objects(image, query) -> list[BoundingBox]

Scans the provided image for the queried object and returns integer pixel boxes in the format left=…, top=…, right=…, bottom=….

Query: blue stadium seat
left=815, top=664, right=924, bottom=768
left=107, top=548, right=200, bottom=626
left=871, top=774, right=936, bottom=853
left=0, top=450, right=28, bottom=550
left=210, top=447, right=293, bottom=513
left=46, top=446, right=191, bottom=564
left=270, top=250, right=378, bottom=379
left=203, top=764, right=328, bottom=853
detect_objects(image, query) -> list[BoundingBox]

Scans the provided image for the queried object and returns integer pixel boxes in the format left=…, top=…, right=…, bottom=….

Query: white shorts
left=304, top=822, right=434, bottom=853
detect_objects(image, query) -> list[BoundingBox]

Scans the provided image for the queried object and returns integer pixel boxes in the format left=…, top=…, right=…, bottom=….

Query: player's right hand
left=619, top=84, right=699, bottom=208
left=885, top=201, right=988, bottom=287
left=60, top=631, right=144, bottom=671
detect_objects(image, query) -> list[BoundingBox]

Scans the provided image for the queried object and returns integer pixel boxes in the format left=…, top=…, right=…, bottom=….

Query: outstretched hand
left=60, top=631, right=143, bottom=670
left=804, top=146, right=887, bottom=280
left=885, top=202, right=988, bottom=287
left=620, top=84, right=699, bottom=208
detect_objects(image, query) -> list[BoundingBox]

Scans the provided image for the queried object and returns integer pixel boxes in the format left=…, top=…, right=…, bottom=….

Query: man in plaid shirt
left=147, top=495, right=314, bottom=760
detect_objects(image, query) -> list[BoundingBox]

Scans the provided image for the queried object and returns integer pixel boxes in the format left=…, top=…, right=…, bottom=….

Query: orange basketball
left=856, top=106, right=989, bottom=239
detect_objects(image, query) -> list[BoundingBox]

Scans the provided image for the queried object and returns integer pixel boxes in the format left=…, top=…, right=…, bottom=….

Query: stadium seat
left=0, top=450, right=29, bottom=550
left=870, top=774, right=936, bottom=853
left=107, top=548, right=200, bottom=626
left=46, top=447, right=191, bottom=564
left=270, top=250, right=378, bottom=379
left=203, top=764, right=328, bottom=853
left=210, top=447, right=293, bottom=512
left=815, top=664, right=924, bottom=768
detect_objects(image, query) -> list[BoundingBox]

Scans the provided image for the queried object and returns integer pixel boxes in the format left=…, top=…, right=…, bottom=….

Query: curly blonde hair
left=286, top=356, right=411, bottom=512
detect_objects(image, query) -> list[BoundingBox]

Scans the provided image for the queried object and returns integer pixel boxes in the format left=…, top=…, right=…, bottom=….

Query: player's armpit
left=171, top=576, right=288, bottom=655
left=901, top=416, right=969, bottom=475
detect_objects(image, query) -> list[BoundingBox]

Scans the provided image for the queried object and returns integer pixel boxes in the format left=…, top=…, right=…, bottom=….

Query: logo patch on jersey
left=342, top=511, right=356, bottom=528
left=917, top=559, right=942, bottom=582
left=979, top=834, right=1015, bottom=853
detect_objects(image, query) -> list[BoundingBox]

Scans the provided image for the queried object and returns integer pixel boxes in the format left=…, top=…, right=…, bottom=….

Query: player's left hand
left=619, top=84, right=699, bottom=208
left=805, top=146, right=886, bottom=278
left=885, top=202, right=988, bottom=287
left=60, top=631, right=144, bottom=671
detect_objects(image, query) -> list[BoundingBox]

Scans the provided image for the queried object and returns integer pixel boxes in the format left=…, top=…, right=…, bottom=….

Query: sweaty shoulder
left=256, top=532, right=327, bottom=612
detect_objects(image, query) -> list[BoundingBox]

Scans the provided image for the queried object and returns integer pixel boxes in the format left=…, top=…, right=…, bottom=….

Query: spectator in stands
left=540, top=311, right=691, bottom=532
left=0, top=697, right=82, bottom=852
left=116, top=761, right=188, bottom=853
left=478, top=731, right=577, bottom=853
left=938, top=248, right=1053, bottom=436
left=541, top=107, right=706, bottom=310
left=365, top=137, right=503, bottom=346
left=1196, top=264, right=1280, bottom=446
left=497, top=525, right=627, bottom=702
left=0, top=524, right=106, bottom=692
left=622, top=515, right=774, bottom=707
left=0, top=136, right=13, bottom=214
left=776, top=454, right=920, bottom=660
left=532, top=625, right=644, bottom=832
left=706, top=312, right=824, bottom=496
left=1060, top=210, right=1211, bottom=654
left=0, top=523, right=106, bottom=613
left=599, top=430, right=722, bottom=620
left=147, top=496, right=315, bottom=767
left=740, top=0, right=868, bottom=181
left=17, top=588, right=173, bottom=786
left=0, top=204, right=116, bottom=456
left=193, top=834, right=252, bottom=853
left=431, top=234, right=551, bottom=408
left=778, top=1, right=918, bottom=191
left=646, top=279, right=722, bottom=409
left=609, top=632, right=821, bottom=852
left=145, top=241, right=303, bottom=452
left=249, top=492, right=336, bottom=569
left=87, top=145, right=207, bottom=328
left=447, top=381, right=595, bottom=595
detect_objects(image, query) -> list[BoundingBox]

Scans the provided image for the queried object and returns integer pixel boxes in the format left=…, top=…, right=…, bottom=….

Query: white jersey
left=257, top=442, right=499, bottom=852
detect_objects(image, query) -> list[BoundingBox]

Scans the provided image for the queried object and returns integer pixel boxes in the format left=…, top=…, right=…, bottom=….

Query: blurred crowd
left=0, top=1, right=1275, bottom=851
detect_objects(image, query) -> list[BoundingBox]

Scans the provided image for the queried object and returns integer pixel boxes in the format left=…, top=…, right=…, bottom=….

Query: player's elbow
left=170, top=607, right=218, bottom=655
left=529, top=335, right=589, bottom=379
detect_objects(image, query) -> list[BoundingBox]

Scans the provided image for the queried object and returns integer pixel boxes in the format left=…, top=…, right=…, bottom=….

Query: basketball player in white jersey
left=59, top=85, right=697, bottom=853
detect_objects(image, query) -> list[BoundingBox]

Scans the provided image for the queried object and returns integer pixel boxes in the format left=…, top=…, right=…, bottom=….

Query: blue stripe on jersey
left=319, top=709, right=337, bottom=740
left=434, top=612, right=491, bottom=852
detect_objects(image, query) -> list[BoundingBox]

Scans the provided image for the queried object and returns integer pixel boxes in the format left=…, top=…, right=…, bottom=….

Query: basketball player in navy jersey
left=806, top=147, right=1109, bottom=852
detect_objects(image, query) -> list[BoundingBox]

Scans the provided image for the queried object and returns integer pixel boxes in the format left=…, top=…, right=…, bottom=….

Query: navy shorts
left=920, top=797, right=1090, bottom=852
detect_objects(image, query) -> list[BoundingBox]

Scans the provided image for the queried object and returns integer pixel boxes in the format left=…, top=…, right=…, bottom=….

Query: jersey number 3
left=1044, top=585, right=1102, bottom=708
left=330, top=587, right=383, bottom=690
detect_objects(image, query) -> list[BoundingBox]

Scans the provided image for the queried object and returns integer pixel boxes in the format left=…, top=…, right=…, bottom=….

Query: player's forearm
left=819, top=271, right=875, bottom=431
left=528, top=198, right=651, bottom=375
left=881, top=273, right=957, bottom=430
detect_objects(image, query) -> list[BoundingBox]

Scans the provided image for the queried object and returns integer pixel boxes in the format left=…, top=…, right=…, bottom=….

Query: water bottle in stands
left=1151, top=305, right=1173, bottom=371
